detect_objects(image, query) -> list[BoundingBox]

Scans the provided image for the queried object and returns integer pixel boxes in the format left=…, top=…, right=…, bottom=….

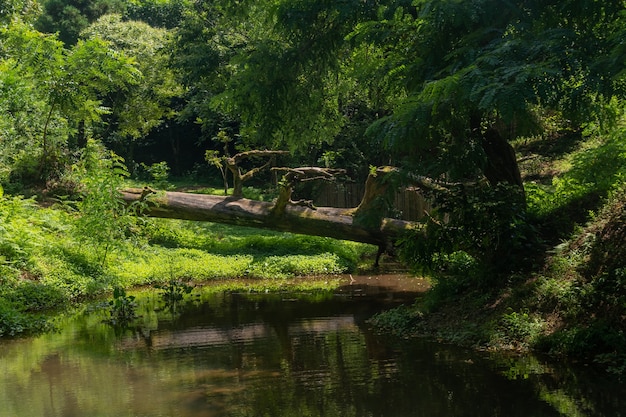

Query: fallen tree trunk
left=121, top=189, right=421, bottom=247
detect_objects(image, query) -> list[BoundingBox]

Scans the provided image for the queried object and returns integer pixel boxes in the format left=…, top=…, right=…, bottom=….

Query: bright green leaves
left=55, top=37, right=141, bottom=131
left=82, top=14, right=181, bottom=142
left=0, top=0, right=39, bottom=24
left=0, top=20, right=140, bottom=182
left=73, top=139, right=134, bottom=266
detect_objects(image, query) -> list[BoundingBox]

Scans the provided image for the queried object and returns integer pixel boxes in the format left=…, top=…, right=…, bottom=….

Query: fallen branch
left=121, top=188, right=422, bottom=247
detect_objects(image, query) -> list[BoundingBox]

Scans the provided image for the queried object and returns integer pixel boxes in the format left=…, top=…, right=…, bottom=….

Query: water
left=1, top=276, right=625, bottom=417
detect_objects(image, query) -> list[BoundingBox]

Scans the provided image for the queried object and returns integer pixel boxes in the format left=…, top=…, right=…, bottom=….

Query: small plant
left=107, top=287, right=137, bottom=326
left=368, top=304, right=423, bottom=336
left=74, top=139, right=135, bottom=266
left=495, top=309, right=544, bottom=349
left=155, top=279, right=193, bottom=311
left=140, top=161, right=171, bottom=189
left=0, top=302, right=52, bottom=337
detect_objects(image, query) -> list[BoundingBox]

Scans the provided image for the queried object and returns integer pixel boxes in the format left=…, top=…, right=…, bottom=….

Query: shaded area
left=1, top=277, right=625, bottom=417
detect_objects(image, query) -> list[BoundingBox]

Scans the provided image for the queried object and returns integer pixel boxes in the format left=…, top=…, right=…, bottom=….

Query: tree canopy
left=2, top=0, right=626, bottom=266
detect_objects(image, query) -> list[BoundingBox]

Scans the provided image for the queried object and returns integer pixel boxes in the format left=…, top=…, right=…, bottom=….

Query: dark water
left=1, top=276, right=625, bottom=417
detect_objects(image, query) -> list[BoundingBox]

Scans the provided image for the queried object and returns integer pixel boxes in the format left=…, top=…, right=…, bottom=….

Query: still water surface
left=1, top=275, right=625, bottom=417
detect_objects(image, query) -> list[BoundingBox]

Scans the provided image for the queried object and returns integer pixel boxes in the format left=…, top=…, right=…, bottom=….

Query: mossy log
left=121, top=189, right=421, bottom=247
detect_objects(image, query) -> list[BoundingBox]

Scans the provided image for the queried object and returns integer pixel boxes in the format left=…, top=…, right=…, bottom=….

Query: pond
left=0, top=275, right=624, bottom=417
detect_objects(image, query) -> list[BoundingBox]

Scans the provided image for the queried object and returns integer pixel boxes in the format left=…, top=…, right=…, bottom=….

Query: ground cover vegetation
left=1, top=0, right=626, bottom=375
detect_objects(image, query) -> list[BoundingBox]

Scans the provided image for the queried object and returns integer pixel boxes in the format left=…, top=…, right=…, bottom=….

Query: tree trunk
left=481, top=127, right=523, bottom=189
left=121, top=189, right=420, bottom=247
left=470, top=112, right=524, bottom=191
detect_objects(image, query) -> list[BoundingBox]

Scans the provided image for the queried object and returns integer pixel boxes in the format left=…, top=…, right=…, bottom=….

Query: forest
left=1, top=0, right=626, bottom=376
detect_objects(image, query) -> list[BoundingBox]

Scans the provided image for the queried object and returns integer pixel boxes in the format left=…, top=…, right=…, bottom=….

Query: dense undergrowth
left=372, top=121, right=626, bottom=377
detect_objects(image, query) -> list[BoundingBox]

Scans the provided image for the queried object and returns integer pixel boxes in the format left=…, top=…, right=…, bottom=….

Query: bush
left=400, top=182, right=535, bottom=275
left=7, top=281, right=67, bottom=311
left=368, top=305, right=423, bottom=336
left=494, top=309, right=544, bottom=349
left=0, top=301, right=52, bottom=337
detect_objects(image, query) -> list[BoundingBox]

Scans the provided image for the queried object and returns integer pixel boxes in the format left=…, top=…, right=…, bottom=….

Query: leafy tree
left=170, top=0, right=378, bottom=154
left=357, top=1, right=626, bottom=185
left=0, top=0, right=39, bottom=24
left=35, top=0, right=126, bottom=45
left=81, top=14, right=183, bottom=165
left=124, top=0, right=189, bottom=29
left=73, top=139, right=135, bottom=266
left=167, top=0, right=242, bottom=144
left=0, top=21, right=140, bottom=183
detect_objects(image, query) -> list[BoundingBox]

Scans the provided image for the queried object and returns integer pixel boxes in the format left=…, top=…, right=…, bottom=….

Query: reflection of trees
left=2, top=292, right=626, bottom=417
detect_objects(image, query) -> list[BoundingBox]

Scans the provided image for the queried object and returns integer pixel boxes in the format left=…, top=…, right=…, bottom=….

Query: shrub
left=0, top=301, right=52, bottom=337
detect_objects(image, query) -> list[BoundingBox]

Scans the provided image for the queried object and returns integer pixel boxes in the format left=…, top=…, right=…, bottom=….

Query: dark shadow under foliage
left=399, top=182, right=538, bottom=282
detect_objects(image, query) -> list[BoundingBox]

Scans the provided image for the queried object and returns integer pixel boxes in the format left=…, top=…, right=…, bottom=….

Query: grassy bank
left=0, top=194, right=375, bottom=337
left=371, top=122, right=626, bottom=377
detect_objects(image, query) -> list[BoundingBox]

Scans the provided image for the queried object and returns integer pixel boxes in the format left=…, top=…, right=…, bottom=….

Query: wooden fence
left=312, top=183, right=430, bottom=221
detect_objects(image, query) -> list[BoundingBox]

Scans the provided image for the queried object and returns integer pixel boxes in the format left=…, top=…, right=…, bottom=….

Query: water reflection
left=0, top=277, right=625, bottom=417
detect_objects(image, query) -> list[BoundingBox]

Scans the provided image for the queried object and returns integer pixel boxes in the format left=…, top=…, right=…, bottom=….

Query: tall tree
left=170, top=0, right=380, bottom=154
left=0, top=21, right=140, bottom=182
left=81, top=14, right=183, bottom=165
left=357, top=0, right=626, bottom=186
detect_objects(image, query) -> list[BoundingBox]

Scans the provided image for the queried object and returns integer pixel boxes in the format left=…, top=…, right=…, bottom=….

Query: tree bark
left=121, top=189, right=421, bottom=247
left=224, top=150, right=290, bottom=197
left=470, top=112, right=524, bottom=190
left=481, top=127, right=523, bottom=189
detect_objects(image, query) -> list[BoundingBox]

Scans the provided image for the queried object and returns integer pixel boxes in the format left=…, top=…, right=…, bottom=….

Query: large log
left=121, top=189, right=421, bottom=247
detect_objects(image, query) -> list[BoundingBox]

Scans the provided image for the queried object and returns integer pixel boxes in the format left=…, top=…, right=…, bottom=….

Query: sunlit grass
left=0, top=196, right=375, bottom=336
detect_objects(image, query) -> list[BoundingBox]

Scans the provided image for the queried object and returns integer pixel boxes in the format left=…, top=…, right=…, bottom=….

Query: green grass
left=523, top=126, right=626, bottom=242
left=0, top=196, right=375, bottom=337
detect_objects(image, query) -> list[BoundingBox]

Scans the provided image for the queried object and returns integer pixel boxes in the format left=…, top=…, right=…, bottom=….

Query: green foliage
left=81, top=14, right=182, bottom=149
left=73, top=139, right=137, bottom=265
left=139, top=161, right=171, bottom=189
left=246, top=253, right=347, bottom=279
left=106, top=287, right=137, bottom=325
left=400, top=183, right=533, bottom=274
left=125, top=0, right=189, bottom=28
left=368, top=304, right=422, bottom=337
left=354, top=0, right=626, bottom=188
left=0, top=303, right=51, bottom=337
left=154, top=278, right=193, bottom=312
left=6, top=281, right=67, bottom=312
left=35, top=0, right=126, bottom=45
left=538, top=322, right=626, bottom=367
left=0, top=0, right=40, bottom=24
left=494, top=309, right=544, bottom=349
left=143, top=219, right=369, bottom=262
left=0, top=194, right=64, bottom=335
left=205, top=146, right=229, bottom=193
left=525, top=127, right=626, bottom=240
left=170, top=0, right=367, bottom=152
left=0, top=22, right=140, bottom=183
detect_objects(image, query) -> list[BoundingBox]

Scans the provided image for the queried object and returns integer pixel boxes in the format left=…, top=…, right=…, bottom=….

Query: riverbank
left=370, top=128, right=626, bottom=378
left=7, top=278, right=623, bottom=417
left=0, top=197, right=376, bottom=337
